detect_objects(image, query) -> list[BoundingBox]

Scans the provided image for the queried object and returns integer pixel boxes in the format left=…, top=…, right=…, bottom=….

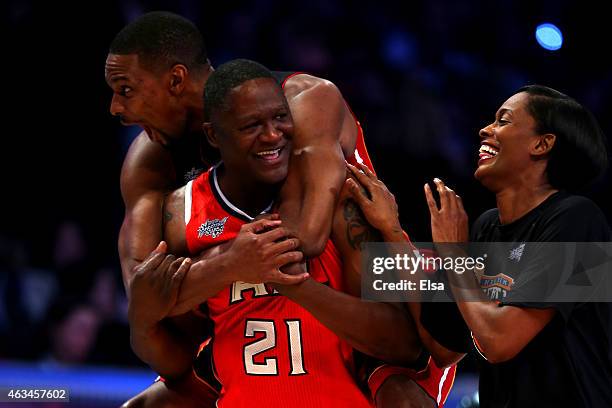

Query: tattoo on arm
left=343, top=199, right=377, bottom=250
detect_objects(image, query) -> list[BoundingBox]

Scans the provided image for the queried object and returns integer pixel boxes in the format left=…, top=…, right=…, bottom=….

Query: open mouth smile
left=255, top=146, right=285, bottom=162
left=478, top=143, right=499, bottom=163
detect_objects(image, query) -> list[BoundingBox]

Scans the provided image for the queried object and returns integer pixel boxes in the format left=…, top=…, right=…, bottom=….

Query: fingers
left=274, top=250, right=304, bottom=267
left=349, top=161, right=376, bottom=179
left=163, top=256, right=189, bottom=299
left=448, top=190, right=459, bottom=211
left=276, top=271, right=310, bottom=285
left=427, top=178, right=464, bottom=214
left=446, top=188, right=458, bottom=212
left=135, top=241, right=168, bottom=272
left=268, top=238, right=300, bottom=256
left=347, top=162, right=392, bottom=205
left=258, top=226, right=292, bottom=243
left=167, top=256, right=186, bottom=276
left=139, top=248, right=167, bottom=272
left=242, top=218, right=282, bottom=233
left=156, top=253, right=177, bottom=276
left=346, top=162, right=374, bottom=190
left=269, top=267, right=309, bottom=285
left=424, top=183, right=439, bottom=215
left=456, top=194, right=466, bottom=213
left=254, top=213, right=280, bottom=221
left=346, top=178, right=372, bottom=209
left=171, top=258, right=191, bottom=286
left=454, top=193, right=468, bottom=220
left=433, top=178, right=450, bottom=210
left=155, top=241, right=168, bottom=254
left=439, top=180, right=460, bottom=212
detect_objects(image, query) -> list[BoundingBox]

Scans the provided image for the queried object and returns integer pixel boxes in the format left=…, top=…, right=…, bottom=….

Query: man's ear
left=203, top=122, right=219, bottom=148
left=531, top=133, right=556, bottom=158
left=168, top=64, right=188, bottom=95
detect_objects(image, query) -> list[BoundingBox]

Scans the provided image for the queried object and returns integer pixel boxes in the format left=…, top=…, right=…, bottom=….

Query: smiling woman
left=475, top=85, right=607, bottom=199
left=420, top=85, right=611, bottom=407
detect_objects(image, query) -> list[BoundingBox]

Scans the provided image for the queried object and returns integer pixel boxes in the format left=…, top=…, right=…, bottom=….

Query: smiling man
left=129, top=58, right=426, bottom=407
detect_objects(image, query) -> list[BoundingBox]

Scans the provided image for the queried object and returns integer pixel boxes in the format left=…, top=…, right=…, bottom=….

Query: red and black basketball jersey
left=185, top=165, right=371, bottom=407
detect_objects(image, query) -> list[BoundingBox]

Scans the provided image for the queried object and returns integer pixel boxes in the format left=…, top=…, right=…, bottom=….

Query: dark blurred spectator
left=0, top=236, right=58, bottom=360
left=88, top=267, right=141, bottom=366
left=89, top=267, right=122, bottom=322
left=52, top=220, right=97, bottom=298
left=38, top=298, right=101, bottom=367
left=53, top=221, right=88, bottom=270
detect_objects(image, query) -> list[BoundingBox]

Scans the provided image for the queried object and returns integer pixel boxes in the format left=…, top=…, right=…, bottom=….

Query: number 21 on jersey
left=243, top=319, right=307, bottom=376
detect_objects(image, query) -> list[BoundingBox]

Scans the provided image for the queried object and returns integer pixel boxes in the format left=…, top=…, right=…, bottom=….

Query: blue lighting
left=382, top=30, right=418, bottom=69
left=535, top=23, right=563, bottom=51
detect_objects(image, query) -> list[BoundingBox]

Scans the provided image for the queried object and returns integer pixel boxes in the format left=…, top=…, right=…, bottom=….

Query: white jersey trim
left=212, top=164, right=273, bottom=220
left=436, top=366, right=451, bottom=405
left=354, top=149, right=364, bottom=164
left=185, top=180, right=194, bottom=225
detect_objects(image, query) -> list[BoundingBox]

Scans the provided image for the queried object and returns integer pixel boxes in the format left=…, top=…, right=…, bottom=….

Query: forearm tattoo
left=343, top=199, right=376, bottom=250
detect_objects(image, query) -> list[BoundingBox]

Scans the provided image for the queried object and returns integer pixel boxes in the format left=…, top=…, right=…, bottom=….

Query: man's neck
left=215, top=165, right=278, bottom=218
left=184, top=97, right=205, bottom=136
left=184, top=72, right=208, bottom=135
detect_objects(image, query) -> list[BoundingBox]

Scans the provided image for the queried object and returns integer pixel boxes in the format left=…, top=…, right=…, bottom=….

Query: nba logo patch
left=197, top=217, right=228, bottom=239
left=508, top=243, right=526, bottom=262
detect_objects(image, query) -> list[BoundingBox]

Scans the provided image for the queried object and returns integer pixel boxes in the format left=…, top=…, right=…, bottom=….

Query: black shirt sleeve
left=500, top=196, right=611, bottom=319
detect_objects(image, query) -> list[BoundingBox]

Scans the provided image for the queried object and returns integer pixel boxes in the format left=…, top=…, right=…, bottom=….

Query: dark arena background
left=1, top=0, right=610, bottom=406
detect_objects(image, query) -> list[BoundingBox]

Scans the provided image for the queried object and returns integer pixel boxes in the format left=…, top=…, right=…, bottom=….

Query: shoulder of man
left=121, top=131, right=176, bottom=201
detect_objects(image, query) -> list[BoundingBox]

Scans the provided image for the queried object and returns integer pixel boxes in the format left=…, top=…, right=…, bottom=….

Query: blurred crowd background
left=1, top=0, right=610, bottom=405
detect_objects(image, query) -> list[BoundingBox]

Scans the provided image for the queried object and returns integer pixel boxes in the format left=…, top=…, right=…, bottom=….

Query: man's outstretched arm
left=119, top=132, right=177, bottom=291
left=279, top=74, right=358, bottom=257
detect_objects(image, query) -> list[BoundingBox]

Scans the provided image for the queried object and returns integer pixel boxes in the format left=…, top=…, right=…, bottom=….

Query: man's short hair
left=203, top=59, right=277, bottom=121
left=109, top=11, right=208, bottom=73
